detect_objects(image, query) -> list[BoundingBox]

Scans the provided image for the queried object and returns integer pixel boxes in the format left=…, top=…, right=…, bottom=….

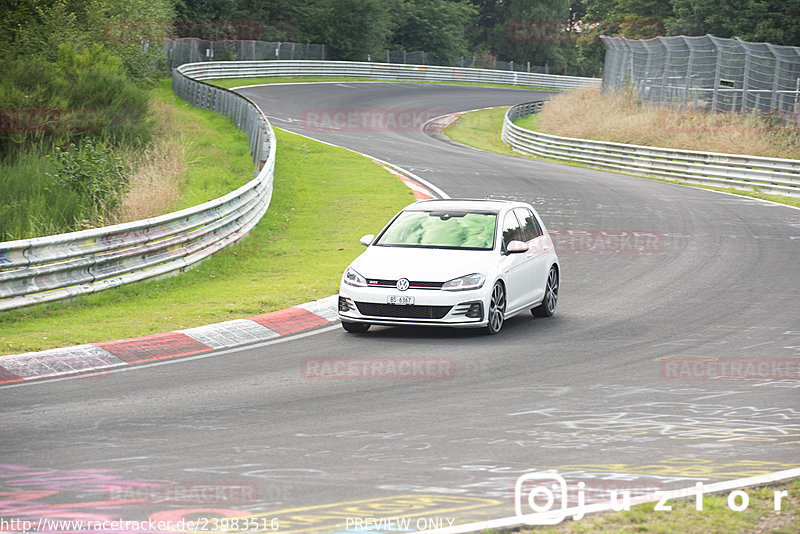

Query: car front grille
left=366, top=279, right=445, bottom=289
left=355, top=302, right=452, bottom=319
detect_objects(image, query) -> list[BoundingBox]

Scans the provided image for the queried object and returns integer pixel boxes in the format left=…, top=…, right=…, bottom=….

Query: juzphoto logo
left=514, top=473, right=576, bottom=525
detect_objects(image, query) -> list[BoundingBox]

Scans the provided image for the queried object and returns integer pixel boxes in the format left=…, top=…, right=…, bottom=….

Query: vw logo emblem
left=396, top=278, right=410, bottom=291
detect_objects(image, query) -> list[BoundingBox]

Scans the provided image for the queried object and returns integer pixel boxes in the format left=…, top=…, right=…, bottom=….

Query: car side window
left=515, top=208, right=543, bottom=241
left=501, top=211, right=523, bottom=251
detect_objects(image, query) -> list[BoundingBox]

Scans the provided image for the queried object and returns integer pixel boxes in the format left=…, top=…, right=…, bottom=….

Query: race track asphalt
left=1, top=82, right=798, bottom=532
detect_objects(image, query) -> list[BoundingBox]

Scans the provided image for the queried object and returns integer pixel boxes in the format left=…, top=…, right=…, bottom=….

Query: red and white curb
left=0, top=295, right=339, bottom=385
left=385, top=166, right=435, bottom=200
left=0, top=150, right=443, bottom=386
left=0, top=98, right=446, bottom=387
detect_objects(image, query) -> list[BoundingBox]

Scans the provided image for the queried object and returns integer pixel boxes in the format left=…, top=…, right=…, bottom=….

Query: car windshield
left=375, top=210, right=497, bottom=250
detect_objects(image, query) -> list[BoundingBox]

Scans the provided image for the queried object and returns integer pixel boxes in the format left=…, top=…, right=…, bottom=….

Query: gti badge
left=396, top=278, right=410, bottom=291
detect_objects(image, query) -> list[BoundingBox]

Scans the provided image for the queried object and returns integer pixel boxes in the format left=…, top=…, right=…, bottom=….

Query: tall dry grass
left=537, top=88, right=800, bottom=160
left=118, top=100, right=188, bottom=223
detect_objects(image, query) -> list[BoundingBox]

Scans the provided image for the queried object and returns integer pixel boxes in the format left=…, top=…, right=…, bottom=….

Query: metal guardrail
left=0, top=69, right=275, bottom=312
left=177, top=60, right=602, bottom=90
left=0, top=61, right=600, bottom=312
left=502, top=102, right=800, bottom=197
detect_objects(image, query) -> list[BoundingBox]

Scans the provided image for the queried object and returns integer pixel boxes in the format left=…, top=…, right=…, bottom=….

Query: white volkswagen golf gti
left=338, top=199, right=560, bottom=334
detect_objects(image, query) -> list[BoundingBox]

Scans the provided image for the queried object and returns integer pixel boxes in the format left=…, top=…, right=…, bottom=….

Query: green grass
left=0, top=150, right=85, bottom=241
left=0, top=127, right=413, bottom=356
left=207, top=76, right=557, bottom=91
left=444, top=107, right=516, bottom=156
left=513, top=113, right=539, bottom=131
left=506, top=479, right=800, bottom=533
left=150, top=79, right=253, bottom=208
left=445, top=108, right=800, bottom=209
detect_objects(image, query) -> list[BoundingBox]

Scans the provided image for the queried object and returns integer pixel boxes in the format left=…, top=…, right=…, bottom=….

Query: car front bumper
left=337, top=285, right=489, bottom=328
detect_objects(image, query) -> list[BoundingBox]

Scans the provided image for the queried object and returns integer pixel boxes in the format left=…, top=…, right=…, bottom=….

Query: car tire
left=485, top=281, right=506, bottom=335
left=532, top=266, right=559, bottom=317
left=341, top=321, right=370, bottom=333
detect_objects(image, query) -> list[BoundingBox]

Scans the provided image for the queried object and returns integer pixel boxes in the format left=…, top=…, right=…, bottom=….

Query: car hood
left=350, top=245, right=495, bottom=282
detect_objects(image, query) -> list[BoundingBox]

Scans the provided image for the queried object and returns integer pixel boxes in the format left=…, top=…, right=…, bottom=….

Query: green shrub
left=47, top=139, right=128, bottom=224
left=0, top=43, right=152, bottom=158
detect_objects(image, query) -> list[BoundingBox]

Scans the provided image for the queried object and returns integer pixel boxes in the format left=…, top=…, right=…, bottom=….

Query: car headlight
left=343, top=267, right=367, bottom=287
left=442, top=273, right=486, bottom=291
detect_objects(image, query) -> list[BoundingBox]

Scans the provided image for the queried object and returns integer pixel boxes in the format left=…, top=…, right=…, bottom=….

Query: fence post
left=711, top=37, right=722, bottom=113
left=741, top=41, right=751, bottom=112
left=770, top=53, right=780, bottom=110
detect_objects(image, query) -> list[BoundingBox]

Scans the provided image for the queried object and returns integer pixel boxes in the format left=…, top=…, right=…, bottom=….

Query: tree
left=298, top=0, right=394, bottom=61
left=481, top=0, right=575, bottom=72
left=391, top=0, right=477, bottom=64
left=669, top=0, right=800, bottom=46
left=573, top=0, right=671, bottom=76
left=1, top=0, right=174, bottom=85
left=174, top=0, right=237, bottom=22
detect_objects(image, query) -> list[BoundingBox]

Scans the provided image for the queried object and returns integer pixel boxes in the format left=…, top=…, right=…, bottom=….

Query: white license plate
left=387, top=295, right=415, bottom=305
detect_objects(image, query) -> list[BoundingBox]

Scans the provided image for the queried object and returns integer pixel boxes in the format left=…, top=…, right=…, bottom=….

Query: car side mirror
left=506, top=240, right=528, bottom=254
left=360, top=234, right=375, bottom=246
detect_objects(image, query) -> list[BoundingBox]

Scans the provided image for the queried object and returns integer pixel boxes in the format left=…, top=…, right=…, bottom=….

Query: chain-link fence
left=601, top=35, right=800, bottom=125
left=382, top=49, right=548, bottom=73
left=165, top=39, right=326, bottom=69
left=165, top=39, right=550, bottom=74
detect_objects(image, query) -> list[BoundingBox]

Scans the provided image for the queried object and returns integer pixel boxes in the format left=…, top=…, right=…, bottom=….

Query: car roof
left=404, top=198, right=527, bottom=212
